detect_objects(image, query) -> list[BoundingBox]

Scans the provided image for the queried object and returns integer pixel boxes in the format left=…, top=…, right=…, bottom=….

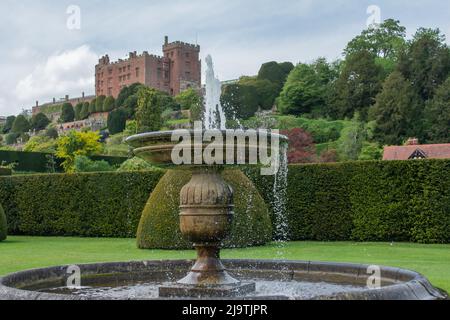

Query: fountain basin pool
left=0, top=260, right=446, bottom=300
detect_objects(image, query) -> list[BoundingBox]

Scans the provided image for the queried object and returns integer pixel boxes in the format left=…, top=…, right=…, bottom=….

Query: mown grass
left=0, top=237, right=449, bottom=293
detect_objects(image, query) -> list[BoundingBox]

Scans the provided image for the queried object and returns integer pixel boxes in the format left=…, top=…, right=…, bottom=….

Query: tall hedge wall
left=0, top=150, right=127, bottom=173
left=246, top=160, right=450, bottom=244
left=0, top=160, right=448, bottom=244
left=0, top=171, right=164, bottom=237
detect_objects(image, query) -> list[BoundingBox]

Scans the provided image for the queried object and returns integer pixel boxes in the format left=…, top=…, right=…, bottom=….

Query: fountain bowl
left=0, top=260, right=446, bottom=300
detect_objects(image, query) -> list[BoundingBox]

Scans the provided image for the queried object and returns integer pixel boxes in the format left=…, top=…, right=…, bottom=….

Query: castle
left=95, top=36, right=201, bottom=98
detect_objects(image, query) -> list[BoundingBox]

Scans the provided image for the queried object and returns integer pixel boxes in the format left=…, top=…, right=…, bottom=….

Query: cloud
left=14, top=45, right=98, bottom=104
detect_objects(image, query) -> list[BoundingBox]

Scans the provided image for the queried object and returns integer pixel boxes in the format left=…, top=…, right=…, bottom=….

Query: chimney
left=406, top=138, right=420, bottom=146
left=164, top=36, right=169, bottom=45
left=65, top=95, right=69, bottom=101
left=35, top=101, right=39, bottom=108
left=82, top=92, right=85, bottom=99
left=53, top=98, right=56, bottom=104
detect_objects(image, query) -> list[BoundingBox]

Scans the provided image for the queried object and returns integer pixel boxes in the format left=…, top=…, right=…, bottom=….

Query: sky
left=1, top=0, right=450, bottom=115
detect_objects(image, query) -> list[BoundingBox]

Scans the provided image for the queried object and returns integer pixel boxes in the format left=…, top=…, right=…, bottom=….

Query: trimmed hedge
left=0, top=203, right=6, bottom=241
left=0, top=160, right=448, bottom=244
left=136, top=170, right=272, bottom=249
left=246, top=160, right=450, bottom=244
left=0, top=171, right=164, bottom=237
left=0, top=150, right=127, bottom=173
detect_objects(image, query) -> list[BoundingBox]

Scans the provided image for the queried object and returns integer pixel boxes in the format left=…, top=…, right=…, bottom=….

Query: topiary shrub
left=137, top=169, right=272, bottom=249
left=0, top=203, right=7, bottom=241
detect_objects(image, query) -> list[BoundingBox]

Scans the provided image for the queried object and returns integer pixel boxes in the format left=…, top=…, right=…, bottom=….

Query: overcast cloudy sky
left=1, top=0, right=450, bottom=115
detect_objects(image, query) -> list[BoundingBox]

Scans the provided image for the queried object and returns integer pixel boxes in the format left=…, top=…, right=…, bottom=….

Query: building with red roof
left=383, top=138, right=450, bottom=161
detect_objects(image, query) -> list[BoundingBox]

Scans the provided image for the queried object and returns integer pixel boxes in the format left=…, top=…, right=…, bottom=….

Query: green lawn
left=1, top=236, right=449, bottom=293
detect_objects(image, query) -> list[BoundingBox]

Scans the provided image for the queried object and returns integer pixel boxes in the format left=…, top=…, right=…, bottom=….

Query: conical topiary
left=137, top=169, right=272, bottom=249
left=0, top=203, right=7, bottom=242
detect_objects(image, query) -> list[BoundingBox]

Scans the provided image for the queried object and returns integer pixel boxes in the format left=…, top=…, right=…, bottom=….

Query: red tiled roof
left=383, top=144, right=450, bottom=160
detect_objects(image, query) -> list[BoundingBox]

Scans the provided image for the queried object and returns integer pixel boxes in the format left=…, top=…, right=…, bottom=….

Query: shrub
left=137, top=169, right=272, bottom=249
left=74, top=156, right=115, bottom=173
left=23, top=135, right=57, bottom=153
left=31, top=113, right=51, bottom=131
left=117, top=157, right=157, bottom=172
left=56, top=131, right=103, bottom=172
left=0, top=171, right=164, bottom=238
left=5, top=133, right=19, bottom=145
left=0, top=203, right=6, bottom=241
left=96, top=95, right=106, bottom=113
left=103, top=96, right=116, bottom=112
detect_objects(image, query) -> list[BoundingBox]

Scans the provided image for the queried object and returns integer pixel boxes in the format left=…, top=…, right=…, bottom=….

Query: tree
left=11, top=115, right=30, bottom=133
left=175, top=88, right=202, bottom=110
left=103, top=96, right=116, bottom=112
left=107, top=108, right=127, bottom=135
left=344, top=19, right=406, bottom=60
left=278, top=58, right=337, bottom=116
left=55, top=130, right=103, bottom=172
left=74, top=103, right=83, bottom=120
left=136, top=87, right=172, bottom=133
left=257, top=61, right=294, bottom=89
left=45, top=126, right=59, bottom=139
left=336, top=115, right=366, bottom=161
left=30, top=113, right=50, bottom=131
left=281, top=128, right=316, bottom=164
left=2, top=116, right=16, bottom=134
left=397, top=28, right=450, bottom=101
left=116, top=83, right=144, bottom=108
left=221, top=83, right=259, bottom=120
left=60, top=103, right=75, bottom=123
left=80, top=102, right=90, bottom=120
left=239, top=77, right=279, bottom=110
left=423, top=77, right=450, bottom=143
left=330, top=50, right=384, bottom=120
left=96, top=95, right=106, bottom=113
left=369, top=71, right=422, bottom=145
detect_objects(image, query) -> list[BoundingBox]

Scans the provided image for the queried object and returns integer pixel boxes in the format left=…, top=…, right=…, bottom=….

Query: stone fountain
left=0, top=56, right=447, bottom=300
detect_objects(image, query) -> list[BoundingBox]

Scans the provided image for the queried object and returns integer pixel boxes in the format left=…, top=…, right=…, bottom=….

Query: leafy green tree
left=239, top=77, right=279, bottom=110
left=107, top=108, right=127, bottom=135
left=45, top=126, right=59, bottom=139
left=369, top=71, right=422, bottom=145
left=136, top=87, right=173, bottom=133
left=175, top=88, right=202, bottom=110
left=96, top=95, right=106, bottom=113
left=423, top=77, right=450, bottom=143
left=5, top=133, right=19, bottom=145
left=116, top=83, right=144, bottom=108
left=11, top=115, right=31, bottom=133
left=56, top=130, right=103, bottom=172
left=30, top=113, right=50, bottom=131
left=80, top=102, right=90, bottom=120
left=103, top=96, right=116, bottom=112
left=398, top=28, right=450, bottom=101
left=344, top=19, right=406, bottom=60
left=2, top=116, right=16, bottom=134
left=257, top=61, right=294, bottom=89
left=278, top=58, right=337, bottom=116
left=23, top=135, right=58, bottom=153
left=221, top=83, right=259, bottom=120
left=336, top=115, right=366, bottom=161
left=60, top=103, right=75, bottom=123
left=74, top=103, right=83, bottom=120
left=330, top=50, right=384, bottom=120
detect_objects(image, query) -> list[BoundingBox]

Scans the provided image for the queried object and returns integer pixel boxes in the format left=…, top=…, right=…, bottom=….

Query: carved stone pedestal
left=158, top=167, right=256, bottom=298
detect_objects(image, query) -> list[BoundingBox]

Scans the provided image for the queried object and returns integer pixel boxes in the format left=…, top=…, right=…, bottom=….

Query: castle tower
left=163, top=36, right=201, bottom=95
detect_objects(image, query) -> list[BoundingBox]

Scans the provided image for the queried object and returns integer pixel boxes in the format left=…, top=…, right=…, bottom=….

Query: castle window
left=185, top=61, right=191, bottom=68
left=136, top=68, right=140, bottom=77
left=185, top=52, right=190, bottom=58
left=185, top=71, right=191, bottom=78
left=127, top=74, right=131, bottom=80
left=128, top=65, right=131, bottom=71
left=108, top=88, right=112, bottom=96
